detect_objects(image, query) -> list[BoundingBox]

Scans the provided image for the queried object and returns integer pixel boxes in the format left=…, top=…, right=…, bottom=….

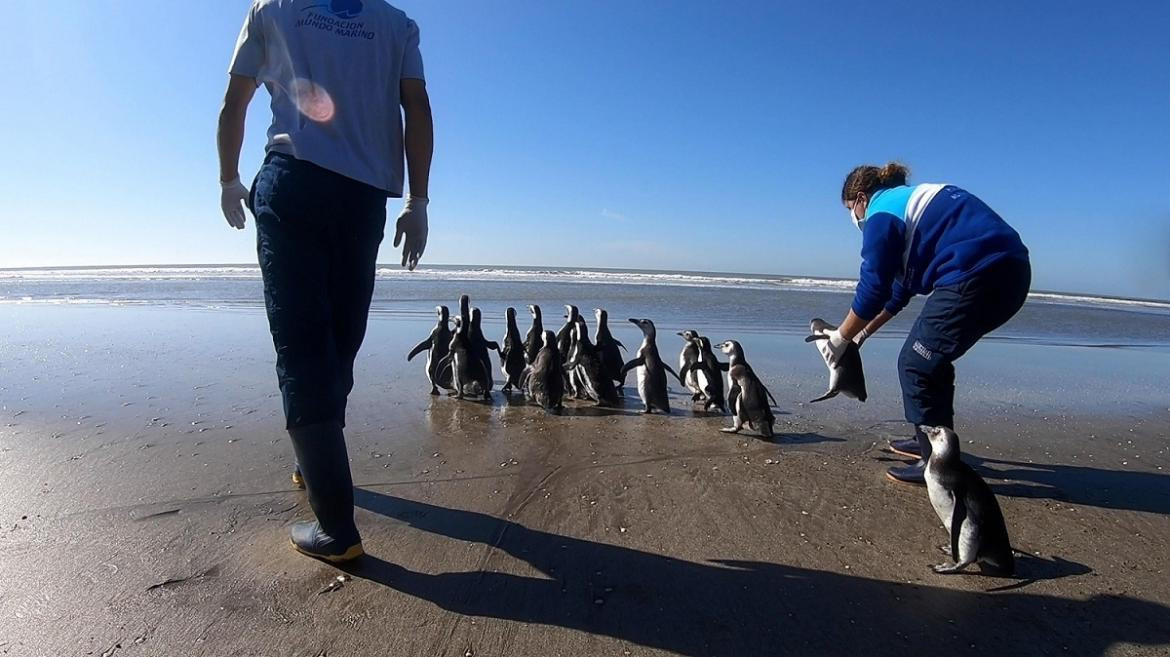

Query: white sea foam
left=1, top=265, right=1166, bottom=311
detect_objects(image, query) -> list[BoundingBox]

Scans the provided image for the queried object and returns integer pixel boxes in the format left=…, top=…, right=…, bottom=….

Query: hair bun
left=877, top=162, right=910, bottom=187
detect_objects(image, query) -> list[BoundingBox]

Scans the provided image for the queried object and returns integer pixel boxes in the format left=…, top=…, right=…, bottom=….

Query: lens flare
left=290, top=78, right=335, bottom=123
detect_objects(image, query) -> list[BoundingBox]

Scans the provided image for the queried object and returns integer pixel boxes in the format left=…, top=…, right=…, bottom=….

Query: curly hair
left=841, top=162, right=910, bottom=202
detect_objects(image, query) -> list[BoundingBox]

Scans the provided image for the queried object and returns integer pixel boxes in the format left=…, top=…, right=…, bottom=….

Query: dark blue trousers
left=251, top=153, right=387, bottom=429
left=898, top=257, right=1031, bottom=429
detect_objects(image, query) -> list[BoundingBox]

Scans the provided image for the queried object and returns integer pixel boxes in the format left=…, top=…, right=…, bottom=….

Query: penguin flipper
left=663, top=364, right=685, bottom=387
left=805, top=334, right=828, bottom=343
left=407, top=337, right=432, bottom=361
left=717, top=361, right=729, bottom=372
left=950, top=492, right=969, bottom=562
left=677, top=362, right=692, bottom=385
left=762, top=383, right=779, bottom=407
left=809, top=390, right=839, bottom=403
left=615, top=339, right=627, bottom=352
left=620, top=357, right=645, bottom=379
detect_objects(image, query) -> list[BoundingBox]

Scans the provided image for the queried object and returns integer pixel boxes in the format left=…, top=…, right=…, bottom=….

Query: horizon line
left=0, top=262, right=1166, bottom=305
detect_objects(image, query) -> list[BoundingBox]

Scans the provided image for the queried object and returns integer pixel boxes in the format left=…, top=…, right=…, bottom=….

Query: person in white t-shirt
left=215, top=0, right=433, bottom=562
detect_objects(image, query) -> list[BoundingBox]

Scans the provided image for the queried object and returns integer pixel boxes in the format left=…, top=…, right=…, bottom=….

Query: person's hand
left=220, top=177, right=249, bottom=229
left=393, top=196, right=429, bottom=270
left=823, top=328, right=851, bottom=367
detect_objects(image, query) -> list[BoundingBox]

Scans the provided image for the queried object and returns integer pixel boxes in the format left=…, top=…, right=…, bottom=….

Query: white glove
left=220, top=177, right=250, bottom=230
left=393, top=196, right=429, bottom=270
left=853, top=327, right=870, bottom=347
left=823, top=329, right=851, bottom=367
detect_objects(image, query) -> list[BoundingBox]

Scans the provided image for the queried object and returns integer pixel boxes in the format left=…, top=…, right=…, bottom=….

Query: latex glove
left=220, top=177, right=249, bottom=230
left=823, top=328, right=851, bottom=367
left=393, top=196, right=429, bottom=270
left=853, top=327, right=870, bottom=347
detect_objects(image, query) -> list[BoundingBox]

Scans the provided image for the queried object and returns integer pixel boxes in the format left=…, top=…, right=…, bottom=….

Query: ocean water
left=2, top=265, right=1168, bottom=428
left=2, top=265, right=1169, bottom=347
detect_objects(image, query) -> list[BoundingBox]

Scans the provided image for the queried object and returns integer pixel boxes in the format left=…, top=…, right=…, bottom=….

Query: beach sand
left=1, top=304, right=1168, bottom=656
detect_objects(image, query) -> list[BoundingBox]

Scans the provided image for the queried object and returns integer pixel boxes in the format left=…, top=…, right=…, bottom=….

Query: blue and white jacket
left=852, top=184, right=1029, bottom=320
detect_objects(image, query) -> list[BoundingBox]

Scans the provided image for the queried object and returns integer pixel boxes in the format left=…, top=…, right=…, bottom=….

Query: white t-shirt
left=229, top=0, right=425, bottom=195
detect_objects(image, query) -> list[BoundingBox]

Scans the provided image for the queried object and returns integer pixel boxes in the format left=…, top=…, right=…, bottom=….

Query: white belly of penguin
left=636, top=367, right=649, bottom=403
left=924, top=468, right=955, bottom=530
left=696, top=369, right=710, bottom=395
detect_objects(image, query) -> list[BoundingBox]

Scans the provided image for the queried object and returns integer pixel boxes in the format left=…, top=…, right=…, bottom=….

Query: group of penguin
left=407, top=295, right=778, bottom=438
left=408, top=295, right=1016, bottom=577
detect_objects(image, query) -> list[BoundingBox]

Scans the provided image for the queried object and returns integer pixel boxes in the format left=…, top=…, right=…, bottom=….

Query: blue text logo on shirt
left=309, top=0, right=363, bottom=19
left=299, top=0, right=375, bottom=39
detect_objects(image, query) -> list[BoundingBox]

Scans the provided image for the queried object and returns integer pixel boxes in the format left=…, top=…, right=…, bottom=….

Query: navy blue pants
left=898, top=257, right=1031, bottom=429
left=251, top=153, right=387, bottom=429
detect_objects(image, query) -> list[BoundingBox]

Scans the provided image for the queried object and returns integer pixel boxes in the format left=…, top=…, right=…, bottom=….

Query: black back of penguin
left=570, top=316, right=620, bottom=406
left=500, top=307, right=527, bottom=389
left=593, top=308, right=626, bottom=387
left=528, top=330, right=565, bottom=410
left=524, top=305, right=544, bottom=364
left=693, top=336, right=726, bottom=411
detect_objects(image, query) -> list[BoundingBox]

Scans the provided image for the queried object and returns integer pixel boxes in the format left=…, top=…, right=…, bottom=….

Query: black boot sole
left=885, top=471, right=926, bottom=486
left=888, top=445, right=922, bottom=459
left=290, top=539, right=365, bottom=563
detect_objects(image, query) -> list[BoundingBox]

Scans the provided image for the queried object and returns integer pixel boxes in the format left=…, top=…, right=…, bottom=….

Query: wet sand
left=1, top=304, right=1168, bottom=656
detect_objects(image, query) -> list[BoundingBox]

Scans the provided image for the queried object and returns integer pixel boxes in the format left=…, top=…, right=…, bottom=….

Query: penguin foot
left=931, top=562, right=972, bottom=575
left=720, top=427, right=740, bottom=434
left=429, top=387, right=440, bottom=396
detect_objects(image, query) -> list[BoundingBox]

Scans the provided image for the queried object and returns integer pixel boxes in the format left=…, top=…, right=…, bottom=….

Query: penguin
left=804, top=318, right=868, bottom=403
left=523, top=305, right=544, bottom=365
left=922, top=425, right=1015, bottom=576
left=620, top=318, right=683, bottom=414
left=468, top=307, right=497, bottom=399
left=499, top=307, right=527, bottom=393
left=593, top=308, right=627, bottom=396
left=525, top=330, right=566, bottom=412
left=564, top=316, right=591, bottom=400
left=406, top=305, right=452, bottom=395
left=556, top=305, right=580, bottom=362
left=716, top=340, right=776, bottom=438
left=676, top=330, right=704, bottom=402
left=565, top=316, right=621, bottom=407
left=685, top=335, right=727, bottom=413
left=440, top=316, right=484, bottom=400
left=556, top=305, right=582, bottom=396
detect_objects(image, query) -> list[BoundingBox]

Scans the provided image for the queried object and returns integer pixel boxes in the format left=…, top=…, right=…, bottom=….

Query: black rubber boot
left=886, top=429, right=931, bottom=485
left=287, top=421, right=363, bottom=562
left=888, top=437, right=922, bottom=459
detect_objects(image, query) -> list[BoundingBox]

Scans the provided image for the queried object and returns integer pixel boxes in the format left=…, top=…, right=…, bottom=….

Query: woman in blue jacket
left=820, top=162, right=1031, bottom=484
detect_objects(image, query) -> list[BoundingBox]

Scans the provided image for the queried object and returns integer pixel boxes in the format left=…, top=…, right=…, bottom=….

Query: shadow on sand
left=971, top=455, right=1170, bottom=517
left=873, top=448, right=1170, bottom=517
left=346, top=490, right=1169, bottom=657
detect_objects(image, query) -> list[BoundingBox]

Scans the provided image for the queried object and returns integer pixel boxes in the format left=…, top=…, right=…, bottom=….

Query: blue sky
left=1, top=1, right=1167, bottom=299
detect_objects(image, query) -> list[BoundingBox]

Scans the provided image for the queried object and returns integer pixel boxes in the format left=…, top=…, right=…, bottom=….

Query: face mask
left=849, top=205, right=866, bottom=232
